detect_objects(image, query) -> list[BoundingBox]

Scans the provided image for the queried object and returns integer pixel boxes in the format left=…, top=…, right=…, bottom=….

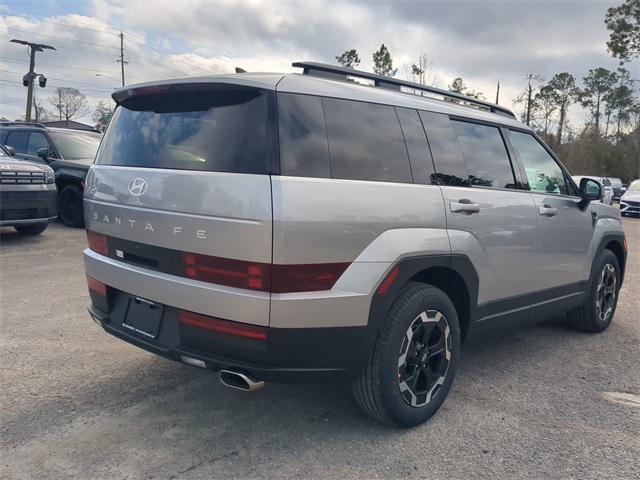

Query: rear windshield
left=96, top=85, right=275, bottom=174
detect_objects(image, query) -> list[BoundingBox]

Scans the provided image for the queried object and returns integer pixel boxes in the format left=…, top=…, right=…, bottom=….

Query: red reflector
left=377, top=266, right=399, bottom=295
left=271, top=263, right=350, bottom=293
left=86, top=275, right=107, bottom=297
left=179, top=310, right=267, bottom=341
left=86, top=230, right=108, bottom=256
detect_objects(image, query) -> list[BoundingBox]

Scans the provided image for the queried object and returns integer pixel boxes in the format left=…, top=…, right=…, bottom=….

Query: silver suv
left=83, top=62, right=627, bottom=426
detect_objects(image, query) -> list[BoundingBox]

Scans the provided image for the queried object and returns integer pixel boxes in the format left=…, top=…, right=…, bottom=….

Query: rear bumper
left=88, top=299, right=367, bottom=381
left=0, top=185, right=57, bottom=225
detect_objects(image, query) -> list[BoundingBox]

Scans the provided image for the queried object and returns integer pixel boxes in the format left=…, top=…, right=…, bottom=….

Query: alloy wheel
left=595, top=263, right=616, bottom=323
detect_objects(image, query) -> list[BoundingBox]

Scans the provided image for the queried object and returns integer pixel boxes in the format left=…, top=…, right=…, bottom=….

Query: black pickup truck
left=0, top=123, right=101, bottom=227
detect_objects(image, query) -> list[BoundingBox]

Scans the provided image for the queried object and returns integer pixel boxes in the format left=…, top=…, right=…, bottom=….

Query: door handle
left=538, top=204, right=558, bottom=217
left=450, top=199, right=480, bottom=214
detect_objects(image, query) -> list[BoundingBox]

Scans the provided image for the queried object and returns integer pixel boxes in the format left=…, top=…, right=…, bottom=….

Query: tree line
left=334, top=0, right=639, bottom=182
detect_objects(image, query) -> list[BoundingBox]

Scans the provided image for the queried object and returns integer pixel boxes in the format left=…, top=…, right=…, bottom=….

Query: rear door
left=506, top=130, right=593, bottom=293
left=85, top=83, right=277, bottom=324
left=420, top=112, right=538, bottom=319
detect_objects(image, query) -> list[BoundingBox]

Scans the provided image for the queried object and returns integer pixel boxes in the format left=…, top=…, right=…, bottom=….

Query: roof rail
left=0, top=121, right=46, bottom=128
left=292, top=61, right=516, bottom=119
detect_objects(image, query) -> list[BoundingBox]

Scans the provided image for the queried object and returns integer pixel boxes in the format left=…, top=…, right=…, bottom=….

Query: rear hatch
left=84, top=82, right=278, bottom=322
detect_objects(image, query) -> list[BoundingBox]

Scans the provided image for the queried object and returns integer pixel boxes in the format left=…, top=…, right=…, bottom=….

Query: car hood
left=52, top=157, right=94, bottom=169
left=621, top=191, right=640, bottom=202
left=0, top=157, right=54, bottom=173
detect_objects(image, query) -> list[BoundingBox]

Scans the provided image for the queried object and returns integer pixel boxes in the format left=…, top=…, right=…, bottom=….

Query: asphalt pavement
left=1, top=217, right=639, bottom=480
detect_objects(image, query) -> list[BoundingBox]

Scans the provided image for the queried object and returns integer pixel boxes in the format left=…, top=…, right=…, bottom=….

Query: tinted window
left=6, top=131, right=29, bottom=154
left=278, top=93, right=330, bottom=178
left=27, top=132, right=50, bottom=155
left=419, top=111, right=468, bottom=186
left=49, top=131, right=100, bottom=160
left=508, top=130, right=568, bottom=195
left=323, top=98, right=412, bottom=183
left=97, top=86, right=275, bottom=174
left=396, top=107, right=435, bottom=184
left=451, top=121, right=515, bottom=189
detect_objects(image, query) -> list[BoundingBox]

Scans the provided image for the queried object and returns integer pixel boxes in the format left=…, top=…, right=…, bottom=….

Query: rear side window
left=322, top=98, right=412, bottom=183
left=396, top=107, right=435, bottom=184
left=5, top=131, right=29, bottom=154
left=278, top=93, right=330, bottom=178
left=419, top=111, right=468, bottom=186
left=508, top=130, right=569, bottom=195
left=451, top=121, right=516, bottom=189
left=97, top=86, right=275, bottom=174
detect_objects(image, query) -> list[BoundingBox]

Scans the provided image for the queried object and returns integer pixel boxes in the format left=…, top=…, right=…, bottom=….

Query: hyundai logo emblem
left=128, top=178, right=148, bottom=196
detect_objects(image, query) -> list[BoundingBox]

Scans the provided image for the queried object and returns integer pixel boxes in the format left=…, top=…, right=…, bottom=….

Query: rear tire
left=352, top=282, right=461, bottom=427
left=14, top=223, right=48, bottom=235
left=567, top=250, right=620, bottom=333
left=58, top=184, right=84, bottom=228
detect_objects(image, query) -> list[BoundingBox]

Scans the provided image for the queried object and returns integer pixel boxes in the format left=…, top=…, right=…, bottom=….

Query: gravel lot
left=1, top=217, right=639, bottom=480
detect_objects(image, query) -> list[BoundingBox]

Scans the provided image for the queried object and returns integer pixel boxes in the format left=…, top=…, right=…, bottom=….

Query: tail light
left=179, top=310, right=267, bottom=341
left=86, top=230, right=108, bottom=256
left=182, top=253, right=349, bottom=293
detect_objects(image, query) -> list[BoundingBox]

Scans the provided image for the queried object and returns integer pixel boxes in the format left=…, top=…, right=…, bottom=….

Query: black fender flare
left=592, top=233, right=627, bottom=286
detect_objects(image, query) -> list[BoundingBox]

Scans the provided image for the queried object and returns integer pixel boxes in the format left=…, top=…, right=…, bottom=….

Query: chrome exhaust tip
left=219, top=370, right=265, bottom=392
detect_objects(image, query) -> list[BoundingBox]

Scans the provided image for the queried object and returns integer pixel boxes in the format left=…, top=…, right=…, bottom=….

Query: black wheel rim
left=397, top=310, right=451, bottom=407
left=595, top=263, right=616, bottom=322
left=60, top=190, right=81, bottom=223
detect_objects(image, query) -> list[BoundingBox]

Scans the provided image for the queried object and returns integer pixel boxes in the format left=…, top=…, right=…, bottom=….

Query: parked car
left=83, top=62, right=626, bottom=427
left=572, top=175, right=614, bottom=205
left=608, top=177, right=623, bottom=200
left=0, top=122, right=101, bottom=227
left=0, top=144, right=57, bottom=235
left=619, top=179, right=640, bottom=217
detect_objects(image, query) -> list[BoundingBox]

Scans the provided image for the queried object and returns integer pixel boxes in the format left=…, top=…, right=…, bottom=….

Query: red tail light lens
left=86, top=274, right=109, bottom=313
left=182, top=253, right=270, bottom=291
left=86, top=230, right=108, bottom=256
left=182, top=252, right=349, bottom=293
left=179, top=310, right=267, bottom=341
left=271, top=263, right=350, bottom=293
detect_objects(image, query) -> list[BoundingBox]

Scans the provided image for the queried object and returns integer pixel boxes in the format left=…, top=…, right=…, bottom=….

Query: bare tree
left=31, top=92, right=51, bottom=122
left=48, top=88, right=89, bottom=127
left=402, top=53, right=438, bottom=86
left=92, top=100, right=115, bottom=131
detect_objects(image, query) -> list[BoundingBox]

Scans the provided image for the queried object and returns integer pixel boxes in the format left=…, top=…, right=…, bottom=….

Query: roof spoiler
left=292, top=61, right=516, bottom=119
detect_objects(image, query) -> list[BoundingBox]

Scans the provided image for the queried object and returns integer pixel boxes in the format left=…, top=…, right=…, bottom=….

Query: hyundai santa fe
left=83, top=62, right=626, bottom=426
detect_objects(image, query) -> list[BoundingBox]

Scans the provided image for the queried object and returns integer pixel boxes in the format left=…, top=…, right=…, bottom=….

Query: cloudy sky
left=1, top=0, right=637, bottom=126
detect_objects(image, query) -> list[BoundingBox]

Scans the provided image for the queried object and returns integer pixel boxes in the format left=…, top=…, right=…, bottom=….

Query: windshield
left=628, top=180, right=640, bottom=192
left=50, top=131, right=101, bottom=160
left=96, top=85, right=275, bottom=174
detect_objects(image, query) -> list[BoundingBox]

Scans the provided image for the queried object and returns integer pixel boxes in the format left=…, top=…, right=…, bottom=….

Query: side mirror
left=3, top=145, right=15, bottom=156
left=37, top=147, right=50, bottom=162
left=579, top=177, right=603, bottom=202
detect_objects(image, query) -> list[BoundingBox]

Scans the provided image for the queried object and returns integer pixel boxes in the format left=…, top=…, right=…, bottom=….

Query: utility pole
left=495, top=81, right=500, bottom=104
left=117, top=32, right=129, bottom=87
left=10, top=39, right=55, bottom=121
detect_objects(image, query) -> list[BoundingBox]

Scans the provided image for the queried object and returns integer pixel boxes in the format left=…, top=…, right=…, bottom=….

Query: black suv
left=0, top=123, right=101, bottom=227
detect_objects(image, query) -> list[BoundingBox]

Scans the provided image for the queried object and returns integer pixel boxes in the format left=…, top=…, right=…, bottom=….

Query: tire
left=352, top=282, right=461, bottom=427
left=58, top=184, right=84, bottom=228
left=567, top=249, right=620, bottom=333
left=14, top=223, right=48, bottom=235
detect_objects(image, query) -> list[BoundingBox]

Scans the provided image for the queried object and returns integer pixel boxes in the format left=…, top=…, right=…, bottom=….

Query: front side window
left=27, top=132, right=50, bottom=156
left=508, top=130, right=569, bottom=195
left=322, top=97, right=412, bottom=183
left=49, top=131, right=100, bottom=161
left=5, top=131, right=29, bottom=154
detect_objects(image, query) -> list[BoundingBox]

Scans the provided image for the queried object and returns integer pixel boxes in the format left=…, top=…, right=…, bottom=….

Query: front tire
left=58, top=184, right=84, bottom=228
left=567, top=250, right=620, bottom=333
left=14, top=223, right=48, bottom=235
left=352, top=283, right=461, bottom=427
